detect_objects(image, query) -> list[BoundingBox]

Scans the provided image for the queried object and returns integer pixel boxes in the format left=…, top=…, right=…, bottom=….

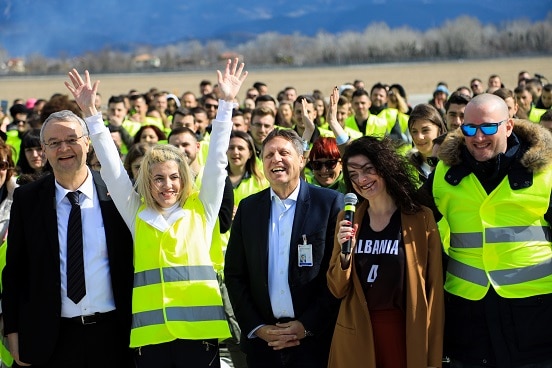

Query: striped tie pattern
left=66, top=191, right=85, bottom=303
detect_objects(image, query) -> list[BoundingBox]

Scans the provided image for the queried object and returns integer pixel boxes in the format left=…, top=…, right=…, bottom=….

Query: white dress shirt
left=56, top=169, right=115, bottom=317
left=268, top=182, right=301, bottom=319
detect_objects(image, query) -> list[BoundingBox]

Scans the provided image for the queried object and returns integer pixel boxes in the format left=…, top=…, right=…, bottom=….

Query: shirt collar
left=55, top=168, right=94, bottom=205
left=270, top=180, right=301, bottom=203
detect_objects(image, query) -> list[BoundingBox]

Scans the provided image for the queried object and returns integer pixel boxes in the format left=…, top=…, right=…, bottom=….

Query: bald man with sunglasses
left=419, top=93, right=552, bottom=367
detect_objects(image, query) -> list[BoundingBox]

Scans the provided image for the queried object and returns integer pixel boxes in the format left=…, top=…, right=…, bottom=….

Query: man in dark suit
left=2, top=110, right=134, bottom=367
left=225, top=128, right=343, bottom=368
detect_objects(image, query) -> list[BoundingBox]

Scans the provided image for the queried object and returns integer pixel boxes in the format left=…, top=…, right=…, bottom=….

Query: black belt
left=62, top=310, right=116, bottom=325
left=276, top=317, right=294, bottom=324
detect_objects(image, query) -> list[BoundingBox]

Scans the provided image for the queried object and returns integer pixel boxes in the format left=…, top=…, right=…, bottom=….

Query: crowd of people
left=0, top=61, right=551, bottom=368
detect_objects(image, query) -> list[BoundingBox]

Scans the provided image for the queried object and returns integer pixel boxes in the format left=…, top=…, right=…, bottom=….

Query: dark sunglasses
left=460, top=120, right=506, bottom=137
left=205, top=103, right=219, bottom=109
left=426, top=156, right=440, bottom=167
left=310, top=159, right=340, bottom=171
left=0, top=161, right=10, bottom=170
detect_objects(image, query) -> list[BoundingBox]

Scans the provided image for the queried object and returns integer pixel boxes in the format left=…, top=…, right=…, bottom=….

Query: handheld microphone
left=341, top=193, right=358, bottom=254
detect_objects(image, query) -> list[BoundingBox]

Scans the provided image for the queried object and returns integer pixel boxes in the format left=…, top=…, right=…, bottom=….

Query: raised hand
left=64, top=69, right=100, bottom=117
left=327, top=86, right=339, bottom=125
left=216, top=58, right=248, bottom=102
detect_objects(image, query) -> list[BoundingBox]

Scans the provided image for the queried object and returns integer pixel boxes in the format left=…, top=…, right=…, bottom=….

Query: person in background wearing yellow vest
left=304, top=137, right=347, bottom=194
left=406, top=103, right=447, bottom=184
left=514, top=85, right=547, bottom=123
left=540, top=110, right=552, bottom=133
left=105, top=95, right=141, bottom=154
left=493, top=88, right=519, bottom=119
left=419, top=93, right=552, bottom=367
left=292, top=95, right=321, bottom=146
left=66, top=58, right=247, bottom=368
left=369, top=82, right=411, bottom=144
left=344, top=89, right=388, bottom=139
left=250, top=106, right=276, bottom=157
left=133, top=124, right=167, bottom=147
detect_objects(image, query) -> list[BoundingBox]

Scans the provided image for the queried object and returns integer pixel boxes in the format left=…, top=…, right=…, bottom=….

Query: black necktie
left=66, top=191, right=85, bottom=303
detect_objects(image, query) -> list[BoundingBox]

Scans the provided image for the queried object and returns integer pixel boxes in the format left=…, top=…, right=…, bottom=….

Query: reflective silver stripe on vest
left=447, top=258, right=489, bottom=287
left=132, top=305, right=226, bottom=329
left=450, top=232, right=483, bottom=248
left=485, top=226, right=552, bottom=243
left=489, top=258, right=552, bottom=285
left=134, top=266, right=217, bottom=288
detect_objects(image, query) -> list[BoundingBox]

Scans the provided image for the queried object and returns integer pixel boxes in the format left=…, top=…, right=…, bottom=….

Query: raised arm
left=327, top=86, right=349, bottom=156
left=200, top=59, right=248, bottom=231
left=65, top=69, right=140, bottom=232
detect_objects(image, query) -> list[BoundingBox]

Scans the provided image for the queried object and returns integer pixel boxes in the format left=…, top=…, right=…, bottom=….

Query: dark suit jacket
left=224, top=180, right=343, bottom=356
left=1, top=171, right=134, bottom=365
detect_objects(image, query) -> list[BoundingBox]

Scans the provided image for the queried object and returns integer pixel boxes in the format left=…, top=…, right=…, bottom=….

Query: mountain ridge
left=1, top=0, right=550, bottom=58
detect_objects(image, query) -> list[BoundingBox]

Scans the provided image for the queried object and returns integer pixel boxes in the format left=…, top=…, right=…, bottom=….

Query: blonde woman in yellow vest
left=65, top=59, right=248, bottom=368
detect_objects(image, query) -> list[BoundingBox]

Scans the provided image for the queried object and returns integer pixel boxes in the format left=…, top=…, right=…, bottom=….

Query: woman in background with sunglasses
left=406, top=103, right=447, bottom=184
left=305, top=137, right=347, bottom=193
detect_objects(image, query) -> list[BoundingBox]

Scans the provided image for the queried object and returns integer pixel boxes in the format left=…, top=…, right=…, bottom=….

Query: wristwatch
left=304, top=329, right=314, bottom=338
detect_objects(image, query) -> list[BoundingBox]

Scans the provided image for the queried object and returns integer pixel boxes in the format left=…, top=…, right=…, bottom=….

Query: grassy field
left=1, top=56, right=551, bottom=107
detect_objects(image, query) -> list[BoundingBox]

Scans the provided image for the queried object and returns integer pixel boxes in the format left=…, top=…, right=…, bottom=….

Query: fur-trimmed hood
left=438, top=119, right=552, bottom=173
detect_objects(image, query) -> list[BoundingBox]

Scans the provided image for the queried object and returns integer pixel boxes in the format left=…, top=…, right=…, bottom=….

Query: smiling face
left=262, top=136, right=303, bottom=198
left=409, top=119, right=440, bottom=157
left=150, top=160, right=182, bottom=208
left=311, top=157, right=342, bottom=187
left=227, top=136, right=252, bottom=171
left=352, top=95, right=371, bottom=120
left=278, top=103, right=293, bottom=124
left=168, top=132, right=199, bottom=166
left=346, top=155, right=386, bottom=201
left=42, top=119, right=89, bottom=178
left=463, top=96, right=513, bottom=162
left=140, top=127, right=159, bottom=146
left=370, top=88, right=387, bottom=108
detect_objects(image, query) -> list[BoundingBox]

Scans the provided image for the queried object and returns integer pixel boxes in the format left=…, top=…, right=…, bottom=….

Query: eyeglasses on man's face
left=460, top=120, right=506, bottom=137
left=43, top=136, right=85, bottom=149
left=310, top=159, right=340, bottom=171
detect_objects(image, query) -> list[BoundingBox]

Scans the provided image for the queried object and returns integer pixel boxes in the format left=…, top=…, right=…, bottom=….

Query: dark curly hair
left=342, top=136, right=422, bottom=214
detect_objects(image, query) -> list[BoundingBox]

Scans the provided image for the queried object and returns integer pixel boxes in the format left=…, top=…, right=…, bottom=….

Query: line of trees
left=4, top=13, right=552, bottom=75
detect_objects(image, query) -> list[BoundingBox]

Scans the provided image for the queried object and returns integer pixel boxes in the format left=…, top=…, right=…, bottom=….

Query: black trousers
left=14, top=313, right=132, bottom=368
left=134, top=339, right=220, bottom=368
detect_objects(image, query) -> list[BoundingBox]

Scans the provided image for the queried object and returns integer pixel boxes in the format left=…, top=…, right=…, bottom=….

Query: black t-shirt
left=354, top=209, right=405, bottom=311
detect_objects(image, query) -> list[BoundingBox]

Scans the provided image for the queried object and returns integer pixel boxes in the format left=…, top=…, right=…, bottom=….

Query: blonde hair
left=135, top=144, right=193, bottom=212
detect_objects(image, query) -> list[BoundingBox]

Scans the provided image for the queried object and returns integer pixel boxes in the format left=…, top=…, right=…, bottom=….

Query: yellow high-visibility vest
left=433, top=162, right=552, bottom=300
left=130, top=192, right=230, bottom=347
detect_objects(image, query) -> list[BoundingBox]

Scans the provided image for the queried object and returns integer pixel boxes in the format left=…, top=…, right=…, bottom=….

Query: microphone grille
left=344, top=193, right=358, bottom=206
